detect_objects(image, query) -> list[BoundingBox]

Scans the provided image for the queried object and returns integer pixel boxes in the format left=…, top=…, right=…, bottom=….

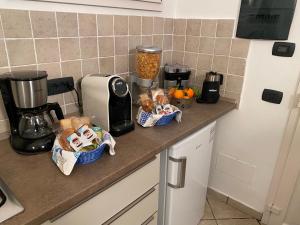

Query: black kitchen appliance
left=0, top=70, right=64, bottom=154
left=164, top=64, right=191, bottom=89
left=197, top=71, right=223, bottom=104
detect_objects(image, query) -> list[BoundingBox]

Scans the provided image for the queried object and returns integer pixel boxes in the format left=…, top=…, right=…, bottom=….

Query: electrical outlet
left=47, top=77, right=74, bottom=96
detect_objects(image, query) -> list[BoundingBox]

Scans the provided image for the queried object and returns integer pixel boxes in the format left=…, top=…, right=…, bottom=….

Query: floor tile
left=202, top=200, right=214, bottom=219
left=208, top=198, right=252, bottom=219
left=198, top=220, right=218, bottom=225
left=217, top=219, right=260, bottom=225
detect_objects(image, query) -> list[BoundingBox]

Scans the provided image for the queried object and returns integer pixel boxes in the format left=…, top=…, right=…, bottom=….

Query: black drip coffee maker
left=0, top=70, right=64, bottom=154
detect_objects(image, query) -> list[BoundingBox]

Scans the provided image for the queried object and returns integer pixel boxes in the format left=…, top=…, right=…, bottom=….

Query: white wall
left=0, top=0, right=177, bottom=17
left=176, top=0, right=240, bottom=18
left=176, top=0, right=300, bottom=212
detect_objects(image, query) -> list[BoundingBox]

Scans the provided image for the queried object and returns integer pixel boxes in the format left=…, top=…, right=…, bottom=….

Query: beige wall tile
left=99, top=57, right=114, bottom=74
left=0, top=67, right=9, bottom=74
left=82, top=58, right=99, bottom=76
left=97, top=14, right=113, bottom=36
left=114, top=15, right=128, bottom=35
left=199, top=37, right=215, bottom=54
left=173, top=35, right=185, bottom=51
left=164, top=18, right=173, bottom=34
left=0, top=40, right=8, bottom=67
left=59, top=38, right=80, bottom=61
left=0, top=97, right=8, bottom=120
left=142, top=16, right=153, bottom=35
left=48, top=94, right=64, bottom=108
left=212, top=56, right=229, bottom=73
left=223, top=91, right=241, bottom=102
left=197, top=54, right=213, bottom=71
left=1, top=9, right=32, bottom=38
left=65, top=103, right=79, bottom=114
left=186, top=19, right=201, bottom=36
left=64, top=91, right=77, bottom=104
left=78, top=13, right=97, bottom=36
left=56, top=12, right=78, bottom=37
left=214, top=38, right=232, bottom=56
left=115, top=36, right=128, bottom=55
left=80, top=37, right=98, bottom=59
left=153, top=17, right=164, bottom=34
left=201, top=19, right=217, bottom=37
left=183, top=52, right=198, bottom=69
left=217, top=19, right=234, bottom=37
left=228, top=57, right=246, bottom=76
left=115, top=55, right=128, bottom=74
left=226, top=75, right=244, bottom=93
left=61, top=60, right=82, bottom=83
left=129, top=35, right=141, bottom=54
left=6, top=39, right=36, bottom=66
left=162, top=51, right=172, bottom=65
left=185, top=35, right=200, bottom=53
left=172, top=51, right=184, bottom=64
left=35, top=39, right=59, bottom=63
left=0, top=120, right=9, bottom=134
left=217, top=219, right=259, bottom=225
left=129, top=54, right=135, bottom=73
left=173, top=19, right=186, bottom=35
left=230, top=39, right=250, bottom=58
left=195, top=70, right=207, bottom=88
left=0, top=17, right=3, bottom=38
left=31, top=11, right=57, bottom=38
left=141, top=36, right=152, bottom=46
left=129, top=16, right=141, bottom=35
left=98, top=37, right=114, bottom=57
left=153, top=35, right=163, bottom=49
left=163, top=35, right=172, bottom=50
left=37, top=62, right=61, bottom=78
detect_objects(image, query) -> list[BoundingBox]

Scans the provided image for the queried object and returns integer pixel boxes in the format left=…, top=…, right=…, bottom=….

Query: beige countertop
left=0, top=101, right=236, bottom=225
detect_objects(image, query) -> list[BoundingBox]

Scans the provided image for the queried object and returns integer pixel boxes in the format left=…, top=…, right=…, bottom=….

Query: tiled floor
left=199, top=192, right=261, bottom=225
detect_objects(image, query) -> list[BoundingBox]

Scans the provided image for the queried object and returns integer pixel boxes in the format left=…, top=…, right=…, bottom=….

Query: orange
left=185, top=88, right=194, bottom=98
left=174, top=90, right=184, bottom=99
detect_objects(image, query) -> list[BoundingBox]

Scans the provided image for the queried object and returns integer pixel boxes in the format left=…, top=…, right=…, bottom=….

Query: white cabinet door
left=165, top=122, right=216, bottom=225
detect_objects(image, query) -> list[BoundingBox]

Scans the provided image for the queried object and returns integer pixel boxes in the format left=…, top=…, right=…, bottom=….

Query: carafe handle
left=47, top=102, right=64, bottom=120
left=219, top=74, right=224, bottom=85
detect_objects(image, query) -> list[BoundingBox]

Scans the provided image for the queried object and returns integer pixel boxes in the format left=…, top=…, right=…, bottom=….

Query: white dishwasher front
left=164, top=121, right=216, bottom=225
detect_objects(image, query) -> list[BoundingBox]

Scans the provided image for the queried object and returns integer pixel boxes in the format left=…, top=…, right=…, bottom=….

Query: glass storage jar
left=136, top=46, right=162, bottom=80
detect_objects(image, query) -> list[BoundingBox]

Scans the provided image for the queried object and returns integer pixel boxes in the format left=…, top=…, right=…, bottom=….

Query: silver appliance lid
left=205, top=71, right=223, bottom=82
left=136, top=45, right=162, bottom=53
left=164, top=63, right=190, bottom=73
left=3, top=70, right=48, bottom=81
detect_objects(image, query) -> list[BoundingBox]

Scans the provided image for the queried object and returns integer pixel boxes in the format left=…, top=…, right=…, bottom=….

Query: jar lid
left=3, top=70, right=48, bottom=81
left=136, top=45, right=162, bottom=53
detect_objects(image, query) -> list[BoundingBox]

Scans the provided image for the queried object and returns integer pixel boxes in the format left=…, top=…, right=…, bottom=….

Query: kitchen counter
left=0, top=101, right=236, bottom=225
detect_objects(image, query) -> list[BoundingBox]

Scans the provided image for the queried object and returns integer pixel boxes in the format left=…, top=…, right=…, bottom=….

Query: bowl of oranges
left=168, top=87, right=198, bottom=109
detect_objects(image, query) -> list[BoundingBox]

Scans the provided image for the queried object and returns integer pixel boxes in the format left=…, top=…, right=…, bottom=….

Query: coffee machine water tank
left=81, top=74, right=134, bottom=137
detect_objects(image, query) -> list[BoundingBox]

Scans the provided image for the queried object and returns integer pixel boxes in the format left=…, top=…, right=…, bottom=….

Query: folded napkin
left=52, top=127, right=115, bottom=176
left=136, top=105, right=182, bottom=127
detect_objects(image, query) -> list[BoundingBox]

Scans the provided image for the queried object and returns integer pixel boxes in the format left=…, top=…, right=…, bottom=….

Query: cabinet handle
left=102, top=187, right=156, bottom=224
left=168, top=156, right=187, bottom=189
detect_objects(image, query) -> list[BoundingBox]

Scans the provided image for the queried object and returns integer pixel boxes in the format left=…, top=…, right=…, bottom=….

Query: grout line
left=95, top=15, right=100, bottom=74
left=54, top=11, right=66, bottom=114
left=28, top=12, right=38, bottom=66
left=77, top=13, right=83, bottom=79
left=1, top=13, right=12, bottom=72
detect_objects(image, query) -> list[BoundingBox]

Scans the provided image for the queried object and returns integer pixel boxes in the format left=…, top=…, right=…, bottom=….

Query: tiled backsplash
left=170, top=19, right=249, bottom=101
left=0, top=8, right=249, bottom=134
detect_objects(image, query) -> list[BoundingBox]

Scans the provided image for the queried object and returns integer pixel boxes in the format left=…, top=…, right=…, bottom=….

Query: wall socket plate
left=47, top=77, right=74, bottom=96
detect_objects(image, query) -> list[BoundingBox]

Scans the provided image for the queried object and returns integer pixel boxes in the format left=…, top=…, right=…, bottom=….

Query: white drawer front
left=44, top=156, right=160, bottom=225
left=108, top=186, right=158, bottom=225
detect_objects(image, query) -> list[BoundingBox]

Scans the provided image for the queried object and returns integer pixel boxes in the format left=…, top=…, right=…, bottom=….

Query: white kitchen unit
left=42, top=155, right=160, bottom=225
left=159, top=122, right=216, bottom=225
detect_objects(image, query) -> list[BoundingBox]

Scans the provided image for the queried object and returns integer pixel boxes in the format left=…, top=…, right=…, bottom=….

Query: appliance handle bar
left=168, top=156, right=187, bottom=189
